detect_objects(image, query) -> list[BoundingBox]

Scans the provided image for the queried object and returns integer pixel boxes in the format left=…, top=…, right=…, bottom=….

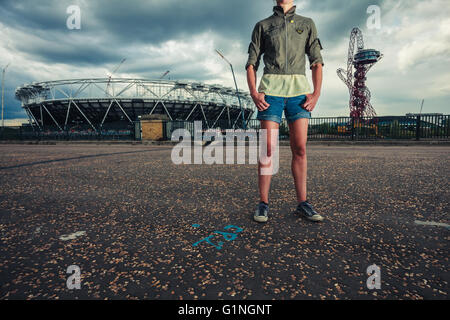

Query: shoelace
left=299, top=201, right=316, bottom=215
left=258, top=203, right=268, bottom=216
left=303, top=201, right=313, bottom=209
left=298, top=201, right=311, bottom=208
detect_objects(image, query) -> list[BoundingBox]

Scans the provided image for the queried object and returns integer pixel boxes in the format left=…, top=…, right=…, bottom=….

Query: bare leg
left=258, top=120, right=280, bottom=204
left=288, top=118, right=309, bottom=203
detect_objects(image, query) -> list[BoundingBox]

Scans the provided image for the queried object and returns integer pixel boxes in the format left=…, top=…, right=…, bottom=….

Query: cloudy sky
left=0, top=0, right=449, bottom=124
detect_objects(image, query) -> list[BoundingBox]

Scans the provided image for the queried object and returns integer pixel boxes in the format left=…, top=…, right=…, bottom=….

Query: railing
left=0, top=123, right=137, bottom=141
left=1, top=115, right=449, bottom=141
left=162, top=115, right=450, bottom=141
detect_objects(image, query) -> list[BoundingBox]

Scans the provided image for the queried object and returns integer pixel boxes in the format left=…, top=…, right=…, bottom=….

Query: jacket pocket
left=264, top=25, right=282, bottom=53
left=265, top=24, right=283, bottom=40
left=263, top=24, right=284, bottom=70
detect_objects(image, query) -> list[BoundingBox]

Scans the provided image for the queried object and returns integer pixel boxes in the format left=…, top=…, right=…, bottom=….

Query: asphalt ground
left=0, top=143, right=448, bottom=300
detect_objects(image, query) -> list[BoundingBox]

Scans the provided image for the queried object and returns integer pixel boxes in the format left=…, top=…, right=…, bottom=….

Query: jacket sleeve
left=306, top=19, right=324, bottom=69
left=245, top=22, right=264, bottom=72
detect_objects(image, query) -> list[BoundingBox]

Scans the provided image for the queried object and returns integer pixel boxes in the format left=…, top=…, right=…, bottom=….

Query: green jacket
left=245, top=5, right=324, bottom=76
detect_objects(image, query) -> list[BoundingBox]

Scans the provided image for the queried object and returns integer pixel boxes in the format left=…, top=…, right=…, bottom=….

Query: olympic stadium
left=14, top=78, right=255, bottom=137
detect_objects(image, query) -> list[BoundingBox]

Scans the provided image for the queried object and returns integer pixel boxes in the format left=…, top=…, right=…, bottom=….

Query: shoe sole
left=254, top=206, right=269, bottom=223
left=254, top=215, right=268, bottom=223
left=306, top=215, right=324, bottom=222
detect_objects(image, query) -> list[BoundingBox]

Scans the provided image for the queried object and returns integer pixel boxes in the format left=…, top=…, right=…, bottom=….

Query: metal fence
left=0, top=122, right=137, bottom=141
left=162, top=115, right=450, bottom=141
left=1, top=115, right=449, bottom=141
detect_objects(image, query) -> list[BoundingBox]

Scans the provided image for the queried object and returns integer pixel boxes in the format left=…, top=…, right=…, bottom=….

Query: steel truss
left=337, top=28, right=383, bottom=119
left=15, top=78, right=255, bottom=131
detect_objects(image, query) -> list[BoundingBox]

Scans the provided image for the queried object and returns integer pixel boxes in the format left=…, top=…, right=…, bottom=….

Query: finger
left=259, top=99, right=269, bottom=108
left=260, top=96, right=269, bottom=105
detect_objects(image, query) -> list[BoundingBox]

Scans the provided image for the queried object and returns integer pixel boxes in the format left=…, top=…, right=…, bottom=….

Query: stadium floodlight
left=2, top=63, right=10, bottom=128
left=215, top=49, right=246, bottom=130
left=419, top=99, right=425, bottom=115
left=160, top=71, right=170, bottom=79
left=106, top=58, right=126, bottom=96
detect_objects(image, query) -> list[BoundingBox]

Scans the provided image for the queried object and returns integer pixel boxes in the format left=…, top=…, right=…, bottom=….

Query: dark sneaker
left=254, top=202, right=269, bottom=223
left=296, top=200, right=324, bottom=222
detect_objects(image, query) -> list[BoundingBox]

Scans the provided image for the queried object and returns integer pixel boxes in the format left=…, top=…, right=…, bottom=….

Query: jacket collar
left=273, top=5, right=296, bottom=17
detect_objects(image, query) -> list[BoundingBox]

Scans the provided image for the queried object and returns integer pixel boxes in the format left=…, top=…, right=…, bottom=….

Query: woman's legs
left=288, top=118, right=309, bottom=203
left=258, top=119, right=280, bottom=204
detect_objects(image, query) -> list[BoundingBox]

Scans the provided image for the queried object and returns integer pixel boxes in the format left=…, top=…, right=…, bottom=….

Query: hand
left=251, top=92, right=270, bottom=111
left=303, top=93, right=320, bottom=112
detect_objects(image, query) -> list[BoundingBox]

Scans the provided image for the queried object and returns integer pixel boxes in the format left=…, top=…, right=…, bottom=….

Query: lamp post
left=215, top=50, right=246, bottom=130
left=2, top=63, right=10, bottom=129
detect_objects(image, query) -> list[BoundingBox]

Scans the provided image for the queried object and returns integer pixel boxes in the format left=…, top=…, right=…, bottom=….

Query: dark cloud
left=302, top=0, right=385, bottom=47
left=0, top=0, right=69, bottom=31
left=0, top=0, right=270, bottom=71
left=86, top=0, right=266, bottom=44
left=1, top=69, right=36, bottom=120
left=10, top=35, right=123, bottom=65
left=0, top=0, right=379, bottom=68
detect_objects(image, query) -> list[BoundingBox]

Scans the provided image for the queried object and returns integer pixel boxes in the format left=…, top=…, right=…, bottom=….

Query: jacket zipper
left=284, top=15, right=288, bottom=73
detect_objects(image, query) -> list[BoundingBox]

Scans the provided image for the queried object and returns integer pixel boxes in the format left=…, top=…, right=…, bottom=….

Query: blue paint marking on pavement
left=192, top=225, right=243, bottom=250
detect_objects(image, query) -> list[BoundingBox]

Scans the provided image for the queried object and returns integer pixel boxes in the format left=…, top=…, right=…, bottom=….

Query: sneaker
left=254, top=202, right=269, bottom=223
left=296, top=200, right=324, bottom=222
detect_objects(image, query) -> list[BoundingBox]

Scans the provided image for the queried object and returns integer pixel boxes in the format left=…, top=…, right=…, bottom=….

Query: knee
left=292, top=145, right=306, bottom=158
left=260, top=145, right=272, bottom=166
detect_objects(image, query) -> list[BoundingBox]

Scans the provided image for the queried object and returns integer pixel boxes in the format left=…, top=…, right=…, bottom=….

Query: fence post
left=447, top=116, right=450, bottom=139
left=162, top=121, right=167, bottom=141
left=351, top=117, right=354, bottom=141
left=416, top=115, right=421, bottom=141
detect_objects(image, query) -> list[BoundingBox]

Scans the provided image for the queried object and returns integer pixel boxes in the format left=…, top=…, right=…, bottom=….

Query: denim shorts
left=256, top=94, right=311, bottom=124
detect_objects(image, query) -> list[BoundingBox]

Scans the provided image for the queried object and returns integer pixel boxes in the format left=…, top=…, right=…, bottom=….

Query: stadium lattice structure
left=15, top=78, right=255, bottom=132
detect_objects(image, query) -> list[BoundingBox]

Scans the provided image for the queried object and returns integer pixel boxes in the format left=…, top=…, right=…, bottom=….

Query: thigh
left=288, top=117, right=309, bottom=152
left=260, top=119, right=280, bottom=157
left=284, top=95, right=311, bottom=123
left=256, top=95, right=284, bottom=124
